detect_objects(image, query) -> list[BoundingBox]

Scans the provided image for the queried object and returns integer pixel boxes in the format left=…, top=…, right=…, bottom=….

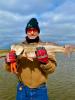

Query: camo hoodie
left=6, top=41, right=57, bottom=88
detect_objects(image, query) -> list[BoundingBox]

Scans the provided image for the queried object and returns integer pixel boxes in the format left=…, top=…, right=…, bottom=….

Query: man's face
left=27, top=28, right=39, bottom=39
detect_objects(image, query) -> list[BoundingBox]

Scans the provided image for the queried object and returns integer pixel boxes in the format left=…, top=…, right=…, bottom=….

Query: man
left=5, top=18, right=57, bottom=100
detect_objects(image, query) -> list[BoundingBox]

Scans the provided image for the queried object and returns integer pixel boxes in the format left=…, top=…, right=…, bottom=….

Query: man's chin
left=28, top=36, right=37, bottom=39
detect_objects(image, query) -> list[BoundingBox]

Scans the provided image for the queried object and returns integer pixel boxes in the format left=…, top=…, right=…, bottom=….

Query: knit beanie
left=25, top=18, right=40, bottom=33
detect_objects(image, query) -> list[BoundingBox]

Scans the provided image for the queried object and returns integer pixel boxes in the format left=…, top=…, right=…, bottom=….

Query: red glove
left=5, top=50, right=17, bottom=73
left=35, top=47, right=48, bottom=64
left=5, top=50, right=16, bottom=63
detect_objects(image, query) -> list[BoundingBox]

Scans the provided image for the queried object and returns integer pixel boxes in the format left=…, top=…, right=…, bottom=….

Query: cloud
left=0, top=0, right=75, bottom=49
left=39, top=0, right=75, bottom=34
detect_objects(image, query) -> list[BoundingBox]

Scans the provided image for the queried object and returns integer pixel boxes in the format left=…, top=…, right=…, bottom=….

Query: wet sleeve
left=40, top=53, right=57, bottom=74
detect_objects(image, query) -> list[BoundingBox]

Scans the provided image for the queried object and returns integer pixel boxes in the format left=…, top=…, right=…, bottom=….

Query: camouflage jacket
left=6, top=41, right=57, bottom=88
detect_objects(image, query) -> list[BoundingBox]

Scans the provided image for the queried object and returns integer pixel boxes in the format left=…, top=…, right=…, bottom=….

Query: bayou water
left=0, top=53, right=75, bottom=100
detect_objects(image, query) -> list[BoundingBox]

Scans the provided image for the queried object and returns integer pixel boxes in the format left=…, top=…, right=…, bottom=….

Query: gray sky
left=0, top=0, right=75, bottom=49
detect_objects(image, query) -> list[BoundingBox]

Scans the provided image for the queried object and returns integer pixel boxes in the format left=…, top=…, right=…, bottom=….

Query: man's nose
left=31, top=31, right=34, bottom=35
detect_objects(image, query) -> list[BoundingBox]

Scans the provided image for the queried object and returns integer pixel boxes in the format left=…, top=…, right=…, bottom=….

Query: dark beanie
left=25, top=18, right=40, bottom=33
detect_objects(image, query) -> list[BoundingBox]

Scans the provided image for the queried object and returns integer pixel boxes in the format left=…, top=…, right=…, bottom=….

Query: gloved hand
left=5, top=50, right=17, bottom=73
left=35, top=47, right=48, bottom=64
left=5, top=50, right=16, bottom=63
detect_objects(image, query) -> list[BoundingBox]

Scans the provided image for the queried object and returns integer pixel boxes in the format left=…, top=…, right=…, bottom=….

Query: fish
left=0, top=42, right=74, bottom=73
left=0, top=42, right=75, bottom=58
left=10, top=42, right=73, bottom=58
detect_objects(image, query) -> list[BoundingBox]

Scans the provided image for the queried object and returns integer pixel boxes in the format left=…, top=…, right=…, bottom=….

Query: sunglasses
left=27, top=28, right=38, bottom=33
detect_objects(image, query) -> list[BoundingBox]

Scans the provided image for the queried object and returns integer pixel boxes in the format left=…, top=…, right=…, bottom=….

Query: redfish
left=11, top=42, right=65, bottom=58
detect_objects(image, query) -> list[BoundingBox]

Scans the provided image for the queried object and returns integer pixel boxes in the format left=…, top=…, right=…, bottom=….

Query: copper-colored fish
left=0, top=42, right=74, bottom=58
left=11, top=42, right=65, bottom=58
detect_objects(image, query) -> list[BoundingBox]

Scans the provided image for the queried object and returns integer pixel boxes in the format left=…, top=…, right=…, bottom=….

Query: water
left=0, top=53, right=75, bottom=100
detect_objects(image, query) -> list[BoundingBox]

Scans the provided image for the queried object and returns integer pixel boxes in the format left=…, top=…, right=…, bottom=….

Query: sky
left=0, top=0, right=75, bottom=49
